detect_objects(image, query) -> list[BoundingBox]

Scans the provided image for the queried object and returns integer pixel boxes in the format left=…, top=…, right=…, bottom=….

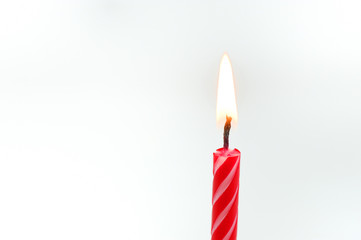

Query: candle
left=212, top=53, right=241, bottom=240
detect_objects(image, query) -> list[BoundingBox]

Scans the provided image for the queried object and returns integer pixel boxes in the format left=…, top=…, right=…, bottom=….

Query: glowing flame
left=216, top=53, right=238, bottom=126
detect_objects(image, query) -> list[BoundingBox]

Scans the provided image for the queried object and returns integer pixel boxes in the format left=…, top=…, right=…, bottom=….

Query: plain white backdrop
left=1, top=1, right=361, bottom=239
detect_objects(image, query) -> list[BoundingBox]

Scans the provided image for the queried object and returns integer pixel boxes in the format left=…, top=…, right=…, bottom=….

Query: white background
left=1, top=1, right=361, bottom=239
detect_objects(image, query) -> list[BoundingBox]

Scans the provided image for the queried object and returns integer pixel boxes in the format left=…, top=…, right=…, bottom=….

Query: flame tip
left=222, top=52, right=229, bottom=58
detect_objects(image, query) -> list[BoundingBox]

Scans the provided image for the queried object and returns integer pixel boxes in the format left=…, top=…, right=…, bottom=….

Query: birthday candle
left=212, top=53, right=241, bottom=240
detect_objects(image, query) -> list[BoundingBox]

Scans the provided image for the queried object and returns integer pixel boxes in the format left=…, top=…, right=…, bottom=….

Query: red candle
left=212, top=147, right=240, bottom=240
left=212, top=54, right=240, bottom=240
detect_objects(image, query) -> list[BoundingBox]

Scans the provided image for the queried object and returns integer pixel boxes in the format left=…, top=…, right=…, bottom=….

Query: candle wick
left=223, top=115, right=232, bottom=149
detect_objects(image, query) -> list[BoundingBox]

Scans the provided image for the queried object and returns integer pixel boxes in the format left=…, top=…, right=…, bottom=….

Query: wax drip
left=223, top=115, right=232, bottom=149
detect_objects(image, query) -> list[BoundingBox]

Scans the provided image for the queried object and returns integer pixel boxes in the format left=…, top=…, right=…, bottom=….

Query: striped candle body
left=212, top=148, right=240, bottom=240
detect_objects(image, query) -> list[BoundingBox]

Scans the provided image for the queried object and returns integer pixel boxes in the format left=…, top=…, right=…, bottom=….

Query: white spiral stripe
left=211, top=187, right=239, bottom=235
left=214, top=156, right=227, bottom=175
left=212, top=158, right=239, bottom=205
left=223, top=212, right=238, bottom=240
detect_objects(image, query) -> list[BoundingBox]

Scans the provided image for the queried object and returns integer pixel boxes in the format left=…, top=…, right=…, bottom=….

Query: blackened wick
left=223, top=115, right=232, bottom=149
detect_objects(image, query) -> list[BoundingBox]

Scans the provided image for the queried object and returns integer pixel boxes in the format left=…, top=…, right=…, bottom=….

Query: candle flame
left=216, top=53, right=238, bottom=126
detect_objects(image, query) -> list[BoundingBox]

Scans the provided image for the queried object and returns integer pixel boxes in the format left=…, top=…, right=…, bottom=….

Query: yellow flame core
left=216, top=53, right=238, bottom=126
